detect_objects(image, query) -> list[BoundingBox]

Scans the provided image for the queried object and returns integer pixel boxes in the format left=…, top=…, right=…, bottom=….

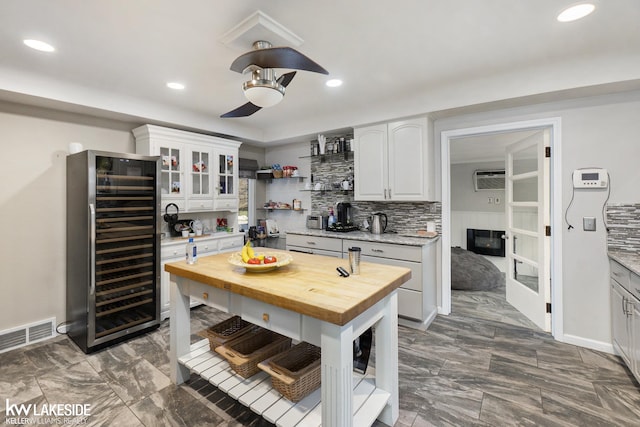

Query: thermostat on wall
left=572, top=168, right=608, bottom=189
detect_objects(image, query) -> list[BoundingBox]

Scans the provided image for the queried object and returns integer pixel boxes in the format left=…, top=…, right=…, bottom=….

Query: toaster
left=306, top=215, right=328, bottom=229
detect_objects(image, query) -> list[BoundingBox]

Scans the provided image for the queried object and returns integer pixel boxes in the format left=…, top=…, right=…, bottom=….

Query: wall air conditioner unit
left=473, top=169, right=505, bottom=191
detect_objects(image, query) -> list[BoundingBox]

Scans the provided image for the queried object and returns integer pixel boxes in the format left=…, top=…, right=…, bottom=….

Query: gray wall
left=435, top=89, right=640, bottom=349
left=451, top=160, right=505, bottom=213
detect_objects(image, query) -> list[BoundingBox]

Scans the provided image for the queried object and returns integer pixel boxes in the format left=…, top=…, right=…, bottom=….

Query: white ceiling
left=1, top=0, right=639, bottom=145
left=449, top=130, right=542, bottom=164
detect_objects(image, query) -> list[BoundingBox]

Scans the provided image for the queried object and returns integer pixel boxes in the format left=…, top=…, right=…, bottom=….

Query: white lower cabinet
left=345, top=239, right=436, bottom=326
left=286, top=233, right=437, bottom=327
left=285, top=234, right=343, bottom=258
left=610, top=259, right=640, bottom=383
left=160, top=234, right=243, bottom=320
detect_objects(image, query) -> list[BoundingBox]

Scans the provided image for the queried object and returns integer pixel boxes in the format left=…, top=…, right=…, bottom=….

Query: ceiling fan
left=221, top=41, right=329, bottom=118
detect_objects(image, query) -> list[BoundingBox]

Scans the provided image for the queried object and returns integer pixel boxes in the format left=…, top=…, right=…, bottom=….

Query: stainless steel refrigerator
left=66, top=150, right=161, bottom=353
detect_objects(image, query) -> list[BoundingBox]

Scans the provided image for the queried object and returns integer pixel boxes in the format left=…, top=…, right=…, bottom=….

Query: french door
left=505, top=130, right=551, bottom=331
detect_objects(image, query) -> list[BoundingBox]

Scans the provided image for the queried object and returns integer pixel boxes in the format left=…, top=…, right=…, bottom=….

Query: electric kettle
left=370, top=212, right=388, bottom=234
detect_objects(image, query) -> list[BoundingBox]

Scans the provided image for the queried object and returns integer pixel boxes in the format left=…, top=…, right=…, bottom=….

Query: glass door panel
left=512, top=206, right=538, bottom=232
left=512, top=176, right=538, bottom=202
left=512, top=144, right=537, bottom=174
left=190, top=149, right=210, bottom=197
left=94, top=155, right=158, bottom=341
left=218, top=154, right=234, bottom=195
left=159, top=147, right=181, bottom=195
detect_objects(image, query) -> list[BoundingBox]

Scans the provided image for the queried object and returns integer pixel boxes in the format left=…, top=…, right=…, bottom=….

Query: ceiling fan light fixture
left=242, top=68, right=285, bottom=107
left=243, top=84, right=284, bottom=107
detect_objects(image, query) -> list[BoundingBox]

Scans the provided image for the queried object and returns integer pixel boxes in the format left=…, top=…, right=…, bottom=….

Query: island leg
left=169, top=276, right=191, bottom=384
left=375, top=291, right=399, bottom=425
left=321, top=321, right=354, bottom=427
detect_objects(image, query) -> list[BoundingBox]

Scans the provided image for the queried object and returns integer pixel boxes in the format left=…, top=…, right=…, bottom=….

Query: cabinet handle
left=262, top=313, right=270, bottom=322
left=372, top=248, right=384, bottom=253
left=388, top=188, right=392, bottom=198
left=89, top=203, right=96, bottom=296
left=622, top=296, right=627, bottom=315
left=306, top=241, right=317, bottom=245
left=384, top=189, right=388, bottom=199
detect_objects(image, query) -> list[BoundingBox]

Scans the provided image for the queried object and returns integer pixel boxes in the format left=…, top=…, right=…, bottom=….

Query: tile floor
left=1, top=284, right=639, bottom=426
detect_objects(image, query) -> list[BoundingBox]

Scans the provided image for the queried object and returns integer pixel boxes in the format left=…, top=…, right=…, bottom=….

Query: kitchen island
left=165, top=249, right=411, bottom=427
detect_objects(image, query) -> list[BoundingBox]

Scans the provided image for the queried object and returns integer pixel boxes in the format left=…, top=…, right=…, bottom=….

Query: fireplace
left=466, top=228, right=505, bottom=257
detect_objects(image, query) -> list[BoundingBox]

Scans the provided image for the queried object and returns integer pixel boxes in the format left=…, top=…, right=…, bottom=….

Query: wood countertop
left=165, top=249, right=411, bottom=326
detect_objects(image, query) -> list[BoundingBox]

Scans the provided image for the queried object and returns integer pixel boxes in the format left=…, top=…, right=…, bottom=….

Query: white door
left=505, top=129, right=551, bottom=331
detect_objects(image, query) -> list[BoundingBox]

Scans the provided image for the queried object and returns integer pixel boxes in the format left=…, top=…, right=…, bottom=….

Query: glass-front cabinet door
left=159, top=146, right=183, bottom=200
left=187, top=146, right=214, bottom=211
left=214, top=148, right=239, bottom=210
left=217, top=153, right=235, bottom=196
left=190, top=149, right=210, bottom=197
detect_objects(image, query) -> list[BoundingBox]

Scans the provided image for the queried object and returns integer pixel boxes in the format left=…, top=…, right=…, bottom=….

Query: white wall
left=0, top=102, right=138, bottom=332
left=263, top=141, right=311, bottom=236
left=435, top=90, right=640, bottom=349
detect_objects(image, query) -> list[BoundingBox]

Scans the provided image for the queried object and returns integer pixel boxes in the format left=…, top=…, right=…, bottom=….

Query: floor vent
left=0, top=318, right=56, bottom=354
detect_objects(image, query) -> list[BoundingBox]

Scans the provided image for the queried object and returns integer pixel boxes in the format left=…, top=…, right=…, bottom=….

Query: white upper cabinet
left=354, top=117, right=433, bottom=201
left=213, top=147, right=239, bottom=211
left=133, top=124, right=241, bottom=212
left=353, top=124, right=387, bottom=201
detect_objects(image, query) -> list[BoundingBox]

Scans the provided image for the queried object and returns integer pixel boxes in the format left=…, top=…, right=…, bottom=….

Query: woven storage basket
left=216, top=327, right=291, bottom=378
left=272, top=170, right=283, bottom=178
left=203, top=316, right=255, bottom=351
left=259, top=341, right=321, bottom=402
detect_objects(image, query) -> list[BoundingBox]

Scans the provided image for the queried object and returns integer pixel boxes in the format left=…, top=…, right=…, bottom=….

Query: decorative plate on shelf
left=228, top=252, right=293, bottom=273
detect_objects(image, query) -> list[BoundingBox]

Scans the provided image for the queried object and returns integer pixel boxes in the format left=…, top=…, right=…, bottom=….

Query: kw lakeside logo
left=5, top=399, right=91, bottom=425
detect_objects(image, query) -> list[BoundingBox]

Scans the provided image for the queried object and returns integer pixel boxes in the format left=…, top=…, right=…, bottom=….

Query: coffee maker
left=330, top=202, right=358, bottom=232
left=336, top=202, right=352, bottom=225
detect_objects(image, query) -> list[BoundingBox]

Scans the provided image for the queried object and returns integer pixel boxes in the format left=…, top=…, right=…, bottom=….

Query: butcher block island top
left=164, top=249, right=411, bottom=326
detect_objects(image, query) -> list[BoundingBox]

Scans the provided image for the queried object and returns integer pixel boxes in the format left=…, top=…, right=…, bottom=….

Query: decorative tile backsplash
left=309, top=151, right=441, bottom=234
left=607, top=203, right=640, bottom=252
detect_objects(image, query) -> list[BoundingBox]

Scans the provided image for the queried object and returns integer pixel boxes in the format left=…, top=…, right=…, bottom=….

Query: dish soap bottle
left=186, top=237, right=197, bottom=264
left=328, top=207, right=336, bottom=228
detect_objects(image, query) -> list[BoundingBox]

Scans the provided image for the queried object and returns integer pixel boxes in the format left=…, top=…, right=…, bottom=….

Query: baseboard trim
left=559, top=333, right=614, bottom=354
left=399, top=308, right=438, bottom=331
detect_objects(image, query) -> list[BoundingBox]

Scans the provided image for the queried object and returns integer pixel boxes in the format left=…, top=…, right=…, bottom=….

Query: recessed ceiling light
left=326, top=79, right=343, bottom=88
left=23, top=39, right=55, bottom=52
left=557, top=3, right=595, bottom=22
left=166, top=82, right=185, bottom=90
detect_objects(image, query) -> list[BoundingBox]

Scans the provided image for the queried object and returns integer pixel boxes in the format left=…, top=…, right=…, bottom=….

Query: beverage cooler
left=66, top=150, right=161, bottom=353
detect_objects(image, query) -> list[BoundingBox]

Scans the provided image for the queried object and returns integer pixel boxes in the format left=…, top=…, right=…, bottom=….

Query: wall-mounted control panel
left=572, top=168, right=608, bottom=189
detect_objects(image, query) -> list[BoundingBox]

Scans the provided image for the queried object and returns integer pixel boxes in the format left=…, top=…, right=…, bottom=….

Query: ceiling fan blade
left=220, top=102, right=262, bottom=118
left=230, top=47, right=328, bottom=75
left=277, top=71, right=297, bottom=87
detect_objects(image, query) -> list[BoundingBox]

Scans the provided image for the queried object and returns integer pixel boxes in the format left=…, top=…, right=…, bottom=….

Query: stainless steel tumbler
left=348, top=247, right=361, bottom=275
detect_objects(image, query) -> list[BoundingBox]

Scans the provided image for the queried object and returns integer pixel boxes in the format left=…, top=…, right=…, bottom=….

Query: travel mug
left=348, top=247, right=361, bottom=275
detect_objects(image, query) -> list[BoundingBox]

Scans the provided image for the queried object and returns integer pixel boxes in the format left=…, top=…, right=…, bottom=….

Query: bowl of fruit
left=228, top=242, right=293, bottom=272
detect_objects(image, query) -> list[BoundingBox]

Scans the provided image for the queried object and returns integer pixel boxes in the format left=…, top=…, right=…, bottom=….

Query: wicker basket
left=216, top=327, right=291, bottom=378
left=202, top=316, right=255, bottom=351
left=258, top=342, right=321, bottom=402
left=272, top=169, right=283, bottom=178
